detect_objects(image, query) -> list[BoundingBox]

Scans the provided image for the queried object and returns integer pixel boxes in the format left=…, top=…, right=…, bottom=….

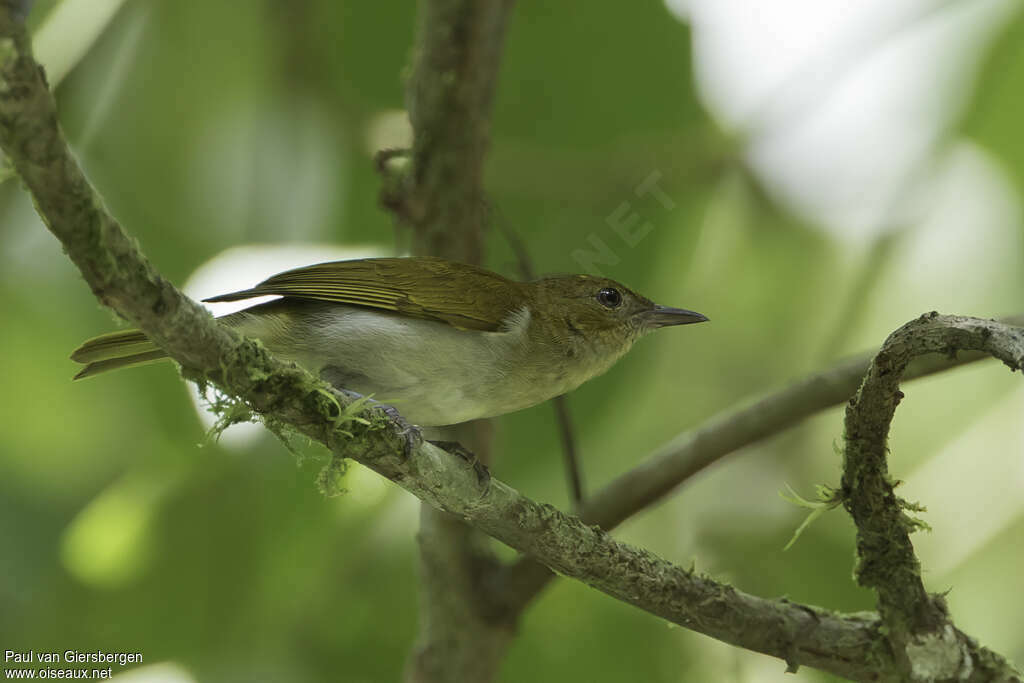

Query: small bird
left=71, top=256, right=707, bottom=426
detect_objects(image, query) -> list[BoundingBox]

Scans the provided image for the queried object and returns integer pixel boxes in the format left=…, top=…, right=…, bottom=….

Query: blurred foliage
left=2, top=1, right=1023, bottom=682
left=963, top=7, right=1024, bottom=190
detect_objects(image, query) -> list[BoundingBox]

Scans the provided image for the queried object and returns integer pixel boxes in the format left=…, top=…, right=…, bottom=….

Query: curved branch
left=842, top=313, right=1023, bottom=680
left=493, top=316, right=1024, bottom=613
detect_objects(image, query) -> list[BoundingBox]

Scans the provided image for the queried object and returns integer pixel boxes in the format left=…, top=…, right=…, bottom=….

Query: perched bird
left=71, top=256, right=707, bottom=426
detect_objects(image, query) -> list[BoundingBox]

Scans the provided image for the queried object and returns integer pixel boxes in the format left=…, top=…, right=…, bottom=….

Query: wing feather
left=203, top=256, right=524, bottom=332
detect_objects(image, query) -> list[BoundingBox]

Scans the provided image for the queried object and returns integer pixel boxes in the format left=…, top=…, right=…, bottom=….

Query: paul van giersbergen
left=4, top=650, right=141, bottom=667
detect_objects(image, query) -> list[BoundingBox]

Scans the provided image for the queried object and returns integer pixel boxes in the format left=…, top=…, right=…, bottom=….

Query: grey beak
left=645, top=305, right=709, bottom=327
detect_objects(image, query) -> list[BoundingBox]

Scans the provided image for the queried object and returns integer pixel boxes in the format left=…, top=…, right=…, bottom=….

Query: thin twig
left=552, top=395, right=583, bottom=507
left=492, top=204, right=585, bottom=507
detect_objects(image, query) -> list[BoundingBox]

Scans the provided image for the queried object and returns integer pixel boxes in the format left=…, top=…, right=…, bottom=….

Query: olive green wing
left=203, top=256, right=524, bottom=332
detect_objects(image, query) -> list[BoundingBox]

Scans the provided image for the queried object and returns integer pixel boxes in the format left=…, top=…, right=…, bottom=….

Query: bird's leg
left=337, top=388, right=421, bottom=458
left=428, top=440, right=491, bottom=488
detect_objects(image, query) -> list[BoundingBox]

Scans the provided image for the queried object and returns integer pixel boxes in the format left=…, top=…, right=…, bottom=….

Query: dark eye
left=596, top=287, right=622, bottom=308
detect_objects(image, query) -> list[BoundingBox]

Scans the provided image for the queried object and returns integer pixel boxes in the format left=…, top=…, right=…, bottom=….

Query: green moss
left=897, top=497, right=931, bottom=534
left=316, top=453, right=350, bottom=497
left=779, top=483, right=841, bottom=551
left=192, top=356, right=393, bottom=497
left=199, top=384, right=257, bottom=444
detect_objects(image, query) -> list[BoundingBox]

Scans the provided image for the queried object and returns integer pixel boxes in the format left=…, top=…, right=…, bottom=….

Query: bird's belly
left=319, top=358, right=530, bottom=427
left=233, top=304, right=571, bottom=426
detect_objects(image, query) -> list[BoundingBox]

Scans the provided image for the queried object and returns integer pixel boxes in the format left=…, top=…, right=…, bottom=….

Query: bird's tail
left=70, top=329, right=168, bottom=379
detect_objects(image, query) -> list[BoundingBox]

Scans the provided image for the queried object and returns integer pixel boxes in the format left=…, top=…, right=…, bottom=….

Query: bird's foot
left=428, top=440, right=491, bottom=488
left=338, top=389, right=420, bottom=458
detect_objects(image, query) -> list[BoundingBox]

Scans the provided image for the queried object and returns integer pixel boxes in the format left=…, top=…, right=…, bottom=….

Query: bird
left=71, top=256, right=707, bottom=427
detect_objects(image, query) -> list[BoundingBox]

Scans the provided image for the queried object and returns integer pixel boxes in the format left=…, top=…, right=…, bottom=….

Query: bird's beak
left=643, top=305, right=709, bottom=328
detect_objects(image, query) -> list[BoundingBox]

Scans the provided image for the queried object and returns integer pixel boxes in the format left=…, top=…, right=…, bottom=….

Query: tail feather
left=71, top=329, right=168, bottom=379
left=73, top=350, right=169, bottom=379
left=202, top=289, right=261, bottom=303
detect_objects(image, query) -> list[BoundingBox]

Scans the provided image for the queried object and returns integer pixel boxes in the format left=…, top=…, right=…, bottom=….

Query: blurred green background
left=2, top=1, right=1023, bottom=681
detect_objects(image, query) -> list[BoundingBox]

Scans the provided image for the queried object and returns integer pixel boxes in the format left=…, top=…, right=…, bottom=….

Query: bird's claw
left=339, top=389, right=420, bottom=459
left=376, top=402, right=421, bottom=458
left=428, top=440, right=491, bottom=488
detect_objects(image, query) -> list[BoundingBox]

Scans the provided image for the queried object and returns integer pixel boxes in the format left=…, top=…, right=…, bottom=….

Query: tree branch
left=493, top=315, right=1024, bottom=613
left=383, top=0, right=516, bottom=263
left=377, top=2, right=517, bottom=681
left=407, top=420, right=512, bottom=683
left=842, top=313, right=1023, bottom=680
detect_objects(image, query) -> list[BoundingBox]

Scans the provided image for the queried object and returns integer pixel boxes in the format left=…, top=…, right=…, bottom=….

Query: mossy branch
left=842, top=313, right=1024, bottom=680
left=381, top=0, right=515, bottom=263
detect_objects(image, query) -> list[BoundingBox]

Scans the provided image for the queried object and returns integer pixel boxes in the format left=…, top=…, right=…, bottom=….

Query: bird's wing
left=203, top=256, right=524, bottom=332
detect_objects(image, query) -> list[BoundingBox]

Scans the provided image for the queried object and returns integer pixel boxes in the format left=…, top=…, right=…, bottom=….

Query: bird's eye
left=596, top=287, right=622, bottom=308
